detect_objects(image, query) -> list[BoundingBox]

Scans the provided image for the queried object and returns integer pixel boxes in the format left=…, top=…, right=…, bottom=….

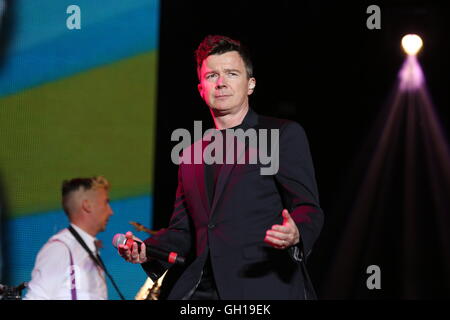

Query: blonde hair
left=61, top=176, right=110, bottom=215
left=90, top=176, right=110, bottom=191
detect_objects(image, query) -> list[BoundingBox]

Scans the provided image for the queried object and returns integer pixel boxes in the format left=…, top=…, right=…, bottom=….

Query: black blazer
left=142, top=108, right=324, bottom=300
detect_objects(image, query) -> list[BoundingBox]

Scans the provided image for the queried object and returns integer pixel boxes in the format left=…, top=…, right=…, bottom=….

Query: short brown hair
left=195, top=35, right=253, bottom=80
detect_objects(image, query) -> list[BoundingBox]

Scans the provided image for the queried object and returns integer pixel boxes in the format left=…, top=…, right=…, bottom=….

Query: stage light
left=401, top=34, right=423, bottom=56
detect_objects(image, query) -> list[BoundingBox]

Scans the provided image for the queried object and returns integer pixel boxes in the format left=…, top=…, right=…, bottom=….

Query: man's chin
left=210, top=105, right=233, bottom=115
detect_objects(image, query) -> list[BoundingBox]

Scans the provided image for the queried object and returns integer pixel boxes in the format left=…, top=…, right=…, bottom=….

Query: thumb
left=282, top=209, right=292, bottom=224
left=125, top=231, right=134, bottom=238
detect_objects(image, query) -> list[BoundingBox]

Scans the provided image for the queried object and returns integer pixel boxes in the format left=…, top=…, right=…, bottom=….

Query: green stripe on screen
left=0, top=51, right=158, bottom=217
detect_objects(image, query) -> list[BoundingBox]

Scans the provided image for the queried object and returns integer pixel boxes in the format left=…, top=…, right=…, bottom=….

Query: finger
left=131, top=242, right=140, bottom=261
left=118, top=244, right=128, bottom=255
left=266, top=230, right=289, bottom=241
left=270, top=224, right=290, bottom=233
left=264, top=235, right=287, bottom=248
left=139, top=243, right=147, bottom=262
left=118, top=244, right=131, bottom=260
left=266, top=231, right=296, bottom=246
left=264, top=235, right=279, bottom=247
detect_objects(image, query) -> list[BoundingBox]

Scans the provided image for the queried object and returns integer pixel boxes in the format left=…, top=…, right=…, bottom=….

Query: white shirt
left=24, top=224, right=107, bottom=300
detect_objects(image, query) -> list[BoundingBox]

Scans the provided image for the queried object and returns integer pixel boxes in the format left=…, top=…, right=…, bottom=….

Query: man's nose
left=215, top=75, right=227, bottom=89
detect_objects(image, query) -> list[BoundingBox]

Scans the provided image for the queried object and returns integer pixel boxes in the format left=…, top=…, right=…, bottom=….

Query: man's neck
left=211, top=106, right=249, bottom=130
left=70, top=220, right=97, bottom=238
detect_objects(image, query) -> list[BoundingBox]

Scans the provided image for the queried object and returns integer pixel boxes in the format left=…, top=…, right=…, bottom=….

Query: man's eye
left=206, top=74, right=217, bottom=79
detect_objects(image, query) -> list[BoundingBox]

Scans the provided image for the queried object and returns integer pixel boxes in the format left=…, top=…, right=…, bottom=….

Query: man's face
left=198, top=51, right=255, bottom=115
left=88, top=188, right=113, bottom=233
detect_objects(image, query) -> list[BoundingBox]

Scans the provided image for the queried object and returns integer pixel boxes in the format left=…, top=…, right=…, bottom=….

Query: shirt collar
left=215, top=108, right=258, bottom=131
left=238, top=107, right=258, bottom=130
left=70, top=223, right=97, bottom=253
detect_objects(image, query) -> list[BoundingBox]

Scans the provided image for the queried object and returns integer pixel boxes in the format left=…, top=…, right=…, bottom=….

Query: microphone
left=112, top=233, right=185, bottom=265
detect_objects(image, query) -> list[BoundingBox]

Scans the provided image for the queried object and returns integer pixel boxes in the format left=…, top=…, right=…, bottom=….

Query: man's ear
left=81, top=198, right=91, bottom=214
left=247, top=77, right=256, bottom=95
left=198, top=83, right=204, bottom=99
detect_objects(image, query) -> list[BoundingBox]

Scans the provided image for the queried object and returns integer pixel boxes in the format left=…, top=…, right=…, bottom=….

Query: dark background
left=152, top=0, right=450, bottom=299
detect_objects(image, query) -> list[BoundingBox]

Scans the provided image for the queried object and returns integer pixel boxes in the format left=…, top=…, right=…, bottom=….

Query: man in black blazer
left=119, top=35, right=324, bottom=300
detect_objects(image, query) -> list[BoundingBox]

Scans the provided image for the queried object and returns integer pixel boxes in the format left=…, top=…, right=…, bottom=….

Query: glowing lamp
left=401, top=34, right=423, bottom=56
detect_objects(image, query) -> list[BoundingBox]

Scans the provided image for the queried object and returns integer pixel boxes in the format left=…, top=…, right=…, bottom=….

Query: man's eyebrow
left=204, top=68, right=241, bottom=73
left=202, top=69, right=241, bottom=77
left=224, top=68, right=241, bottom=73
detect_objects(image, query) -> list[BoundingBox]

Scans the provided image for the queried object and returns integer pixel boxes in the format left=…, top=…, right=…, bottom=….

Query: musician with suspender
left=24, top=176, right=123, bottom=300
